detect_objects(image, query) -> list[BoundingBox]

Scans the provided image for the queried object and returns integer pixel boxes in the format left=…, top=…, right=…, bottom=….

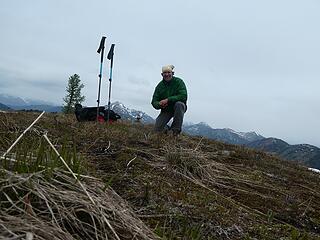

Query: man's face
left=162, top=71, right=173, bottom=81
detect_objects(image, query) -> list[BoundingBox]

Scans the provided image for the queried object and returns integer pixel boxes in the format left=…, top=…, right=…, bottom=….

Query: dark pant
left=154, top=101, right=186, bottom=133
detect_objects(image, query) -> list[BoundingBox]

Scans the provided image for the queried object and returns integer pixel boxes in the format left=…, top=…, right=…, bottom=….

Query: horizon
left=0, top=93, right=319, bottom=148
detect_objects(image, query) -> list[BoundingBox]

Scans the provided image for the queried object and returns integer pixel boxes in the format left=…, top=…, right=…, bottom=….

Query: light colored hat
left=162, top=65, right=175, bottom=73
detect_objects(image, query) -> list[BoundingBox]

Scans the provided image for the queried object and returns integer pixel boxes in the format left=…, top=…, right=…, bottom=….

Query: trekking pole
left=96, top=36, right=107, bottom=121
left=1, top=111, right=45, bottom=160
left=106, top=44, right=115, bottom=123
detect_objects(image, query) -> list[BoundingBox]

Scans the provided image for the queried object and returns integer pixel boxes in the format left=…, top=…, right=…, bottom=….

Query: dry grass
left=1, top=111, right=320, bottom=239
left=0, top=167, right=158, bottom=239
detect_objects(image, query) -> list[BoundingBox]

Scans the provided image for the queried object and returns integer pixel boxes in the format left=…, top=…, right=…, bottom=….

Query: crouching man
left=151, top=65, right=187, bottom=136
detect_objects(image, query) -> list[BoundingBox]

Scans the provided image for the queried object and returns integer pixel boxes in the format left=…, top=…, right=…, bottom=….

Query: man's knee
left=174, top=101, right=186, bottom=112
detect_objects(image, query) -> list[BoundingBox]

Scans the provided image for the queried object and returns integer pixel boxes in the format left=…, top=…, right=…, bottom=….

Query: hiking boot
left=163, top=125, right=171, bottom=134
left=172, top=130, right=180, bottom=137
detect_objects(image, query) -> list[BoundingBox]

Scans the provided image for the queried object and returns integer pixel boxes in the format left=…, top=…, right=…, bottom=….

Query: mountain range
left=1, top=93, right=319, bottom=169
left=0, top=94, right=62, bottom=112
left=183, top=122, right=320, bottom=169
left=247, top=138, right=320, bottom=169
left=183, top=122, right=264, bottom=145
left=0, top=102, right=11, bottom=111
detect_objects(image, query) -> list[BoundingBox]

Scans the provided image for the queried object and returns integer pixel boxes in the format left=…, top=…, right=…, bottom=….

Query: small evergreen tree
left=63, top=74, right=85, bottom=113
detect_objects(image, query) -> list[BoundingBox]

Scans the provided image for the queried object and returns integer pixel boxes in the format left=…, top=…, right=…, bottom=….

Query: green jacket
left=151, top=76, right=187, bottom=112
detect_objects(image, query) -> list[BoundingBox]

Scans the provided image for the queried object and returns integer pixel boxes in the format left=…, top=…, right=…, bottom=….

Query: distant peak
left=111, top=101, right=122, bottom=106
left=262, top=137, right=289, bottom=145
left=224, top=128, right=236, bottom=132
left=111, top=101, right=126, bottom=109
left=198, top=122, right=211, bottom=127
left=247, top=131, right=258, bottom=135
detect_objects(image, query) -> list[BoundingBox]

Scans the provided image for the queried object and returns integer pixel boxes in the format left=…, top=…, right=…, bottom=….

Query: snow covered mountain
left=183, top=122, right=264, bottom=145
left=110, top=101, right=155, bottom=124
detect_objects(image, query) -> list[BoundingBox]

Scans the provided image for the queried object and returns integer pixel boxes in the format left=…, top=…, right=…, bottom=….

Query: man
left=151, top=65, right=187, bottom=135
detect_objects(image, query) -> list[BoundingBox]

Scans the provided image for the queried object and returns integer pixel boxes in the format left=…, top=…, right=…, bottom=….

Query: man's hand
left=159, top=99, right=169, bottom=108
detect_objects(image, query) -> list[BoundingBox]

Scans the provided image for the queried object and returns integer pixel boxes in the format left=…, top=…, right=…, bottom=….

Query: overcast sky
left=1, top=0, right=319, bottom=147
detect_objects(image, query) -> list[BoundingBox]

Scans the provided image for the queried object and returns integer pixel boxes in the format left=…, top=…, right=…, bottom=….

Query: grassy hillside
left=0, top=112, right=320, bottom=239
